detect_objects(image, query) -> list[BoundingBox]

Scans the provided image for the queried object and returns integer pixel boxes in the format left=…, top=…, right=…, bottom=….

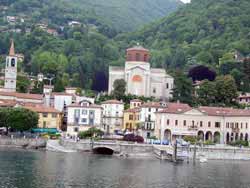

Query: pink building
left=155, top=106, right=250, bottom=144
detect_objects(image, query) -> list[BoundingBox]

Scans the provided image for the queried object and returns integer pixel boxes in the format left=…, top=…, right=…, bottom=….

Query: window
left=148, top=115, right=151, bottom=121
left=82, top=110, right=87, bottom=115
left=183, top=120, right=186, bottom=126
left=148, top=108, right=151, bottom=112
left=43, top=121, right=46, bottom=128
left=89, top=119, right=94, bottom=125
left=81, top=118, right=87, bottom=123
left=246, top=123, right=248, bottom=129
left=167, top=119, right=170, bottom=125
left=175, top=120, right=178, bottom=126
left=166, top=83, right=169, bottom=89
left=52, top=113, right=57, bottom=118
left=215, top=122, right=221, bottom=128
left=11, top=58, right=15, bottom=67
left=241, top=123, right=243, bottom=129
left=74, top=109, right=80, bottom=118
left=153, top=88, right=156, bottom=93
left=43, top=113, right=48, bottom=118
left=74, top=127, right=79, bottom=132
left=136, top=53, right=140, bottom=61
left=129, top=115, right=133, bottom=120
left=147, top=132, right=151, bottom=138
left=200, top=121, right=203, bottom=127
left=208, top=121, right=211, bottom=127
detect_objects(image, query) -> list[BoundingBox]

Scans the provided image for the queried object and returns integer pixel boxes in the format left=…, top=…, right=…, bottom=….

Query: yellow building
left=24, top=105, right=62, bottom=130
left=123, top=107, right=141, bottom=132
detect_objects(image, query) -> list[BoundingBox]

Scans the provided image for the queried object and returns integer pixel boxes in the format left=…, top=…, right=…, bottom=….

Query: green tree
left=16, top=74, right=31, bottom=93
left=0, top=108, right=38, bottom=132
left=112, top=79, right=126, bottom=100
left=172, top=72, right=194, bottom=105
left=196, top=80, right=216, bottom=106
left=214, top=75, right=238, bottom=106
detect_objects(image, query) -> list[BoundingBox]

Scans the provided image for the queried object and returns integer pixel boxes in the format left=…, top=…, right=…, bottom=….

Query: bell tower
left=4, top=40, right=17, bottom=92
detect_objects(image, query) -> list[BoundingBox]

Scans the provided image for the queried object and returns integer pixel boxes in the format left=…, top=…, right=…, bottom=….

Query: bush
left=183, top=136, right=197, bottom=144
left=149, top=136, right=157, bottom=140
left=229, top=140, right=249, bottom=147
left=78, top=127, right=103, bottom=139
left=124, top=134, right=144, bottom=143
left=203, top=140, right=215, bottom=145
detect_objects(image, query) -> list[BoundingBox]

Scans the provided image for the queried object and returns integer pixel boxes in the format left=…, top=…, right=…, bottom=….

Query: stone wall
left=0, top=138, right=47, bottom=149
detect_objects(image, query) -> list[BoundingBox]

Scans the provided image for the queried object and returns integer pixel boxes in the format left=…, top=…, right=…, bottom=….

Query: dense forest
left=62, top=0, right=183, bottom=31
left=0, top=0, right=250, bottom=107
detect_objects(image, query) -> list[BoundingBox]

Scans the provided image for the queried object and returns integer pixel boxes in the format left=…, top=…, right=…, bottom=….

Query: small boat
left=199, top=157, right=208, bottom=163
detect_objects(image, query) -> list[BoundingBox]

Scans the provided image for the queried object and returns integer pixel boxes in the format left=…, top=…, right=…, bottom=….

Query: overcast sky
left=181, top=0, right=191, bottom=3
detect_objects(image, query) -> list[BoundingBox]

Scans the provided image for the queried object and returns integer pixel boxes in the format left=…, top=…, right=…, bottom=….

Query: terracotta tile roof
left=124, top=107, right=141, bottom=113
left=199, top=106, right=250, bottom=117
left=0, top=99, right=17, bottom=107
left=130, top=99, right=142, bottom=102
left=101, top=100, right=123, bottom=105
left=140, top=102, right=167, bottom=108
left=158, top=103, right=192, bottom=113
left=0, top=91, right=43, bottom=100
left=127, top=45, right=149, bottom=52
left=67, top=103, right=102, bottom=109
left=23, top=105, right=61, bottom=113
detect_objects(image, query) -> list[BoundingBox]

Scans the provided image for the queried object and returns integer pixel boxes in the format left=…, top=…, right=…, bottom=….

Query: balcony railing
left=188, top=125, right=198, bottom=131
left=232, top=127, right=240, bottom=133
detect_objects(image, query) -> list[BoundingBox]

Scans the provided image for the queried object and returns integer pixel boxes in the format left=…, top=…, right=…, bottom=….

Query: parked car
left=162, top=140, right=170, bottom=145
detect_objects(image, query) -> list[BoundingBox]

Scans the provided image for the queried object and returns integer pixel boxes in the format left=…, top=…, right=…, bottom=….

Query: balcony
left=232, top=127, right=240, bottom=133
left=188, top=125, right=198, bottom=131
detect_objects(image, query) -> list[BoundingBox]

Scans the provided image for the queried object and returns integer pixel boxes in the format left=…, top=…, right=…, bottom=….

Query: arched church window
left=136, top=53, right=140, bottom=61
left=11, top=58, right=15, bottom=67
left=132, top=75, right=142, bottom=82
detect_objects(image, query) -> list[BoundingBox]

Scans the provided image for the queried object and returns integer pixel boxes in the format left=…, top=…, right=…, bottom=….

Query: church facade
left=108, top=45, right=174, bottom=100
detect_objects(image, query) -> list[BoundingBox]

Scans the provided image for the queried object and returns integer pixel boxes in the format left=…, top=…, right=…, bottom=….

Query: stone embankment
left=0, top=137, right=46, bottom=149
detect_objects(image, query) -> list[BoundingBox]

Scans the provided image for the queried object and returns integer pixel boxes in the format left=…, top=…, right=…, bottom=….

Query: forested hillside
left=62, top=0, right=183, bottom=31
left=117, top=0, right=250, bottom=69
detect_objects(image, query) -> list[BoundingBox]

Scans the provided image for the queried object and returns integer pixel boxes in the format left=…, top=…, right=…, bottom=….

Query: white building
left=155, top=105, right=250, bottom=144
left=66, top=100, right=103, bottom=136
left=109, top=45, right=174, bottom=100
left=139, top=102, right=167, bottom=138
left=101, top=100, right=124, bottom=134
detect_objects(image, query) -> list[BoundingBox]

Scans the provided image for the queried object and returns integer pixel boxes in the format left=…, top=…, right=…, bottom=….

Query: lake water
left=0, top=148, right=250, bottom=188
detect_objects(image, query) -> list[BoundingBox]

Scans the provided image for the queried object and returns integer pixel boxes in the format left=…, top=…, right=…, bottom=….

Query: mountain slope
left=116, top=0, right=250, bottom=69
left=62, top=0, right=183, bottom=31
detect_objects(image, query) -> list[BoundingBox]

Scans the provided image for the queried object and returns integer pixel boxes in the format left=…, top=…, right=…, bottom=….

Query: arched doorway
left=226, top=132, right=230, bottom=144
left=231, top=133, right=234, bottom=142
left=245, top=133, right=249, bottom=141
left=198, top=130, right=205, bottom=141
left=164, top=129, right=171, bottom=141
left=214, top=132, right=220, bottom=144
left=235, top=133, right=239, bottom=141
left=240, top=133, right=244, bottom=141
left=205, top=131, right=212, bottom=141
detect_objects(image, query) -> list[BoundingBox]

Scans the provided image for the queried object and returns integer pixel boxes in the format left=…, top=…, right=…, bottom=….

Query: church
left=108, top=45, right=174, bottom=100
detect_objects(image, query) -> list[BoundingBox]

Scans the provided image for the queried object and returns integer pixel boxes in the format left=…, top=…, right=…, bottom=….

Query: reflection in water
left=0, top=148, right=250, bottom=188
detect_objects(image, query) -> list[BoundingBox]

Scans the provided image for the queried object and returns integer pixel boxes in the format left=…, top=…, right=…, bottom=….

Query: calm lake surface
left=0, top=148, right=250, bottom=188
